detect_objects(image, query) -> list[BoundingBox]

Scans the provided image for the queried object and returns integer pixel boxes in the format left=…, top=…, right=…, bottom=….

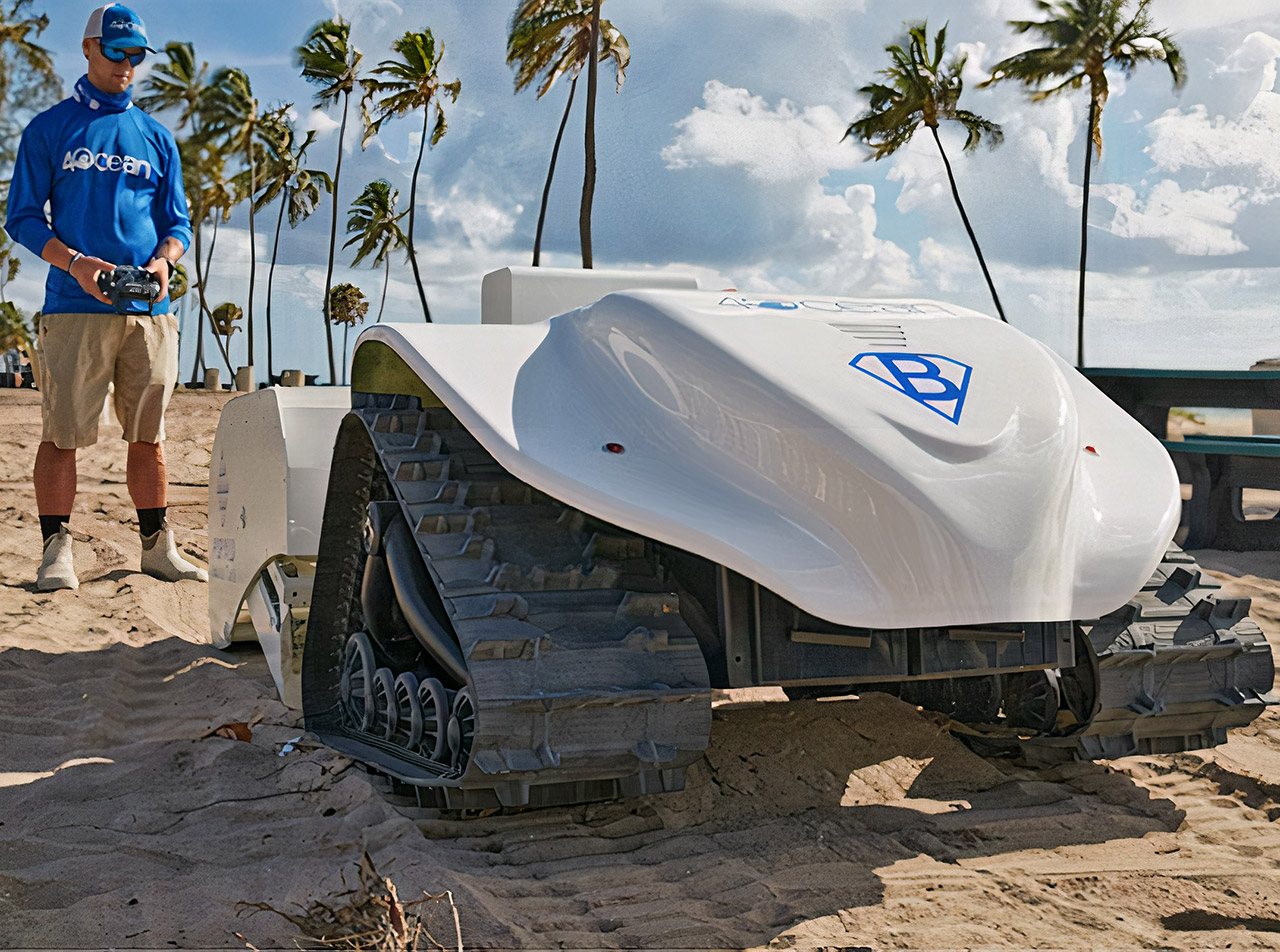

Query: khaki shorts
left=37, top=311, right=179, bottom=448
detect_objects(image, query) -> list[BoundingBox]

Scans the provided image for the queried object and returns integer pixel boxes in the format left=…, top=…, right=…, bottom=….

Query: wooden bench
left=1084, top=368, right=1280, bottom=550
left=1162, top=434, right=1280, bottom=549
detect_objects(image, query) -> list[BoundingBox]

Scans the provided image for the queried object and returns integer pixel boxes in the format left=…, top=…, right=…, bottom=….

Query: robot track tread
left=304, top=393, right=713, bottom=812
left=991, top=546, right=1274, bottom=763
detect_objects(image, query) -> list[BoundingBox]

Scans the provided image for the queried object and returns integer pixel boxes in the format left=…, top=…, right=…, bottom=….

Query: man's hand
left=69, top=255, right=116, bottom=305
left=142, top=257, right=170, bottom=303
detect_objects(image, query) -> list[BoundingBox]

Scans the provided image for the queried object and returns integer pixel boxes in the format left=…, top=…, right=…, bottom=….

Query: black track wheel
left=416, top=676, right=449, bottom=764
left=391, top=672, right=424, bottom=749
left=340, top=631, right=376, bottom=733
left=447, top=685, right=476, bottom=773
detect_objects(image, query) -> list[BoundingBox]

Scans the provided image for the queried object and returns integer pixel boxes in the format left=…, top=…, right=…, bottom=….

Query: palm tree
left=846, top=22, right=1006, bottom=323
left=211, top=301, right=242, bottom=367
left=981, top=0, right=1185, bottom=365
left=360, top=29, right=459, bottom=322
left=507, top=0, right=629, bottom=267
left=327, top=282, right=369, bottom=332
left=0, top=0, right=60, bottom=186
left=170, top=261, right=188, bottom=306
left=0, top=230, right=19, bottom=301
left=135, top=41, right=208, bottom=131
left=142, top=41, right=215, bottom=379
left=296, top=17, right=362, bottom=385
left=254, top=108, right=331, bottom=382
left=180, top=137, right=235, bottom=381
left=203, top=67, right=269, bottom=373
left=344, top=179, right=408, bottom=327
left=0, top=300, right=32, bottom=356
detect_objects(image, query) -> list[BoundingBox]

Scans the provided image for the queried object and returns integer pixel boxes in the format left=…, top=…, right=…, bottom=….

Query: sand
left=4, top=388, right=1280, bottom=951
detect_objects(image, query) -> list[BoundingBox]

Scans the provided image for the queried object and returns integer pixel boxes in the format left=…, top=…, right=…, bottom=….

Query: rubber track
left=1019, top=545, right=1274, bottom=764
left=334, top=395, right=712, bottom=810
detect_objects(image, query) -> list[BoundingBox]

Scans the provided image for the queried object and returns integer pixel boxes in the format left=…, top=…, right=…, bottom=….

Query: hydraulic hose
left=382, top=510, right=470, bottom=685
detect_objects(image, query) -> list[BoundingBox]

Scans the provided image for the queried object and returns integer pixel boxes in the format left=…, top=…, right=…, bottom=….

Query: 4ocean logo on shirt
left=62, top=148, right=152, bottom=180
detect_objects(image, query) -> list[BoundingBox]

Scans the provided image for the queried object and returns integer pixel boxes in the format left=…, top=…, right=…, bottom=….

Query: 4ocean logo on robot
left=717, top=295, right=973, bottom=423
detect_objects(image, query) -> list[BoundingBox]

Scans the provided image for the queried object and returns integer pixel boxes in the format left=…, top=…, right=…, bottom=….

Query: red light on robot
left=1085, top=445, right=1098, bottom=455
left=604, top=442, right=626, bottom=454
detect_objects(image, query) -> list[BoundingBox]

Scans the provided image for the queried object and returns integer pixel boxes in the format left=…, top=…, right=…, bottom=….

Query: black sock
left=138, top=507, right=167, bottom=537
left=39, top=515, right=69, bottom=542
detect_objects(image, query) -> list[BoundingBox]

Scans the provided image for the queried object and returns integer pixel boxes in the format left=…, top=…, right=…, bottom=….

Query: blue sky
left=12, top=0, right=1280, bottom=378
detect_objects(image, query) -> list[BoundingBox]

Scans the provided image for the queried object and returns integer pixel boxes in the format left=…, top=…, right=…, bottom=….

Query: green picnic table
left=1083, top=368, right=1280, bottom=550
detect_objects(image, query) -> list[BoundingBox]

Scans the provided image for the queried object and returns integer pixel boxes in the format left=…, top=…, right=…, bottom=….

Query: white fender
left=208, top=386, right=350, bottom=704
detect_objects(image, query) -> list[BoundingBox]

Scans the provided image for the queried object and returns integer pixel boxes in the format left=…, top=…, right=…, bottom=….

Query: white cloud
left=919, top=236, right=982, bottom=296
left=1146, top=90, right=1280, bottom=191
left=426, top=185, right=522, bottom=249
left=703, top=0, right=865, bottom=18
left=1217, top=31, right=1280, bottom=89
left=1099, top=181, right=1250, bottom=255
left=661, top=80, right=858, bottom=184
left=1144, top=33, right=1280, bottom=189
left=324, top=0, right=404, bottom=29
left=299, top=107, right=341, bottom=138
left=786, top=184, right=917, bottom=294
left=1087, top=266, right=1280, bottom=369
left=660, top=81, right=916, bottom=295
left=1156, top=0, right=1280, bottom=33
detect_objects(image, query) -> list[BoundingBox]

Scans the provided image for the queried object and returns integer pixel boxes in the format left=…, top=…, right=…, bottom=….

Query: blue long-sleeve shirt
left=5, top=75, right=192, bottom=315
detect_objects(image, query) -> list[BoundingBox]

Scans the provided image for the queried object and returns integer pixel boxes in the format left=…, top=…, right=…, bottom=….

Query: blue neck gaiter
left=72, top=74, right=133, bottom=113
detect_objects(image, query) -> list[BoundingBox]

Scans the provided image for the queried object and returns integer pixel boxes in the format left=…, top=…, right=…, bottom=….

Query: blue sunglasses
left=98, top=43, right=145, bottom=66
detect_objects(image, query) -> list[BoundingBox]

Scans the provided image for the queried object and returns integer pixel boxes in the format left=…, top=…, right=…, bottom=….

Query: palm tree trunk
left=406, top=105, right=432, bottom=321
left=246, top=132, right=258, bottom=375
left=1077, top=98, right=1096, bottom=368
left=534, top=76, right=577, bottom=267
left=378, top=256, right=389, bottom=322
left=205, top=217, right=235, bottom=376
left=322, top=92, right=348, bottom=384
left=266, top=194, right=286, bottom=381
left=578, top=0, right=601, bottom=269
left=190, top=221, right=207, bottom=385
left=929, top=125, right=1006, bottom=324
left=342, top=323, right=349, bottom=385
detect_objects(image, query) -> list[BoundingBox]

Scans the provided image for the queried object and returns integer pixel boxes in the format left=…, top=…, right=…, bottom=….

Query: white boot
left=141, top=528, right=208, bottom=582
left=37, top=526, right=79, bottom=591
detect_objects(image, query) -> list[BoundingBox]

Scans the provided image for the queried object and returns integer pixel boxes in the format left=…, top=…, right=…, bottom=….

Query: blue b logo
left=850, top=352, right=972, bottom=424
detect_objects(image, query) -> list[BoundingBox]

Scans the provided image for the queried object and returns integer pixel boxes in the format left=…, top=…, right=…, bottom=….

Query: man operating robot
left=5, top=3, right=206, bottom=590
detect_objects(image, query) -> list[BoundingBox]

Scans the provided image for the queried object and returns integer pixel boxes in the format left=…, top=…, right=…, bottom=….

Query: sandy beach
left=4, top=388, right=1280, bottom=951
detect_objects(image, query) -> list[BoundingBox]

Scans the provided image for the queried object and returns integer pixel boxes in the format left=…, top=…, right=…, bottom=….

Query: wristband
left=67, top=251, right=83, bottom=273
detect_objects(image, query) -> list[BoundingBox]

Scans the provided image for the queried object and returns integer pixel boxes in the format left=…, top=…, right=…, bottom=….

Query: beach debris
left=205, top=722, right=253, bottom=742
left=202, top=713, right=264, bottom=743
left=278, top=735, right=304, bottom=757
left=164, top=656, right=246, bottom=681
left=235, top=851, right=464, bottom=951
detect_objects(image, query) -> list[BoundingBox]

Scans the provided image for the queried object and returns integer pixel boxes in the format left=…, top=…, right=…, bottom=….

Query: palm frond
left=296, top=18, right=362, bottom=109
left=507, top=1, right=629, bottom=99
left=846, top=20, right=1000, bottom=159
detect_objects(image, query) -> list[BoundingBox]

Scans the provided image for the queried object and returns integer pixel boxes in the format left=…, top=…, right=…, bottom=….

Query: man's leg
left=127, top=438, right=166, bottom=530
left=34, top=440, right=78, bottom=590
left=127, top=438, right=206, bottom=582
left=33, top=311, right=121, bottom=592
left=116, top=312, right=206, bottom=583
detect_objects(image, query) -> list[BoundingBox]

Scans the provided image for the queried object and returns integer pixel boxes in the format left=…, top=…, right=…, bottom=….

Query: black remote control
left=96, top=266, right=162, bottom=314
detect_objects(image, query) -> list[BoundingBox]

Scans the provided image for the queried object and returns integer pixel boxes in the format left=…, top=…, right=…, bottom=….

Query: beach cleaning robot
left=209, top=267, right=1273, bottom=810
